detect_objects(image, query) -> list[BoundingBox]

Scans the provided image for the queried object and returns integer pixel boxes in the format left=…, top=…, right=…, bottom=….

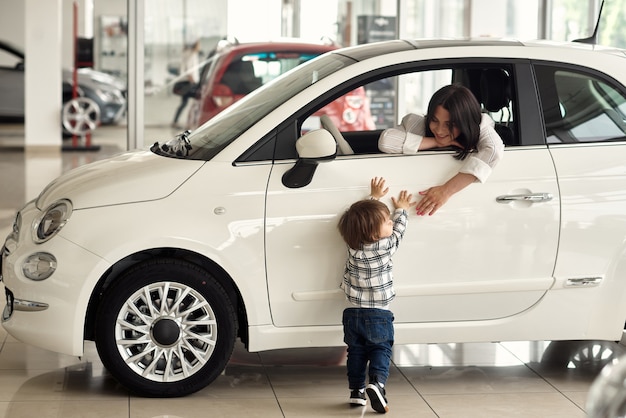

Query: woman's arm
left=379, top=113, right=504, bottom=215
left=378, top=113, right=425, bottom=153
left=458, top=114, right=504, bottom=183
left=417, top=115, right=504, bottom=215
left=415, top=172, right=476, bottom=216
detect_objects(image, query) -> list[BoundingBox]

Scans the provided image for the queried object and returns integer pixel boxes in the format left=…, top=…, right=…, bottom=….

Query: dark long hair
left=425, top=84, right=481, bottom=160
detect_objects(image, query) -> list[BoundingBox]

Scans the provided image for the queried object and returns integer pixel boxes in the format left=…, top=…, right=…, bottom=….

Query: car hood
left=36, top=150, right=204, bottom=210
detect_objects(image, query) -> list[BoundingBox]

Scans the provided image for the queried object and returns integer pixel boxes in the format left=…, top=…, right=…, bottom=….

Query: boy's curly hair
left=338, top=199, right=390, bottom=250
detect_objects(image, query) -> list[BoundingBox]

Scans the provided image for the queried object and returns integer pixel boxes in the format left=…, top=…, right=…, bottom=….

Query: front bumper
left=2, top=286, right=49, bottom=320
left=1, top=203, right=109, bottom=356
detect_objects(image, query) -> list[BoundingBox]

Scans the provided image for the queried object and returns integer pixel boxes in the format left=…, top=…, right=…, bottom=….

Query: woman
left=378, top=84, right=504, bottom=216
left=172, top=40, right=201, bottom=129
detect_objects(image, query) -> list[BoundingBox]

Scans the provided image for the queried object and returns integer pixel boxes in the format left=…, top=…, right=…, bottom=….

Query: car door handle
left=496, top=193, right=553, bottom=203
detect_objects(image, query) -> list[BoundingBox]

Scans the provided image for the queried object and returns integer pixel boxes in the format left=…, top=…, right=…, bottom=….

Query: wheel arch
left=83, top=247, right=249, bottom=346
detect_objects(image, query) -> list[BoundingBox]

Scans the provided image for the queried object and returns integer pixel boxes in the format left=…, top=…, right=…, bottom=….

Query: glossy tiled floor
left=1, top=123, right=624, bottom=417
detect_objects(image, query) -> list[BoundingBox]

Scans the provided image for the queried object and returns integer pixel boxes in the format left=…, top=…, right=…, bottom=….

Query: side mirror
left=282, top=129, right=337, bottom=188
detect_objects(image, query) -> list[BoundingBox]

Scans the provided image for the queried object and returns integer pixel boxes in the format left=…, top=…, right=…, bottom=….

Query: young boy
left=337, top=177, right=414, bottom=414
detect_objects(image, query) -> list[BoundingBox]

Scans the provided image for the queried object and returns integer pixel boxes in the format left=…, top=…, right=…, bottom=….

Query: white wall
left=470, top=0, right=539, bottom=39
left=226, top=0, right=281, bottom=41
left=0, top=1, right=25, bottom=48
left=25, top=0, right=62, bottom=149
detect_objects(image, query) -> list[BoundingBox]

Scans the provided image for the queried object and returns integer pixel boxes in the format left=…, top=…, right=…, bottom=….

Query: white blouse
left=378, top=113, right=504, bottom=183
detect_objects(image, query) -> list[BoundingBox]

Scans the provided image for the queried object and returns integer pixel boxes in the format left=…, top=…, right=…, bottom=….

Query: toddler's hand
left=370, top=177, right=389, bottom=200
left=391, top=190, right=415, bottom=211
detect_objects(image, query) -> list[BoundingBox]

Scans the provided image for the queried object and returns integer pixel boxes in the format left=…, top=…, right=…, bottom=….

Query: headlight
left=95, top=88, right=124, bottom=104
left=33, top=200, right=72, bottom=243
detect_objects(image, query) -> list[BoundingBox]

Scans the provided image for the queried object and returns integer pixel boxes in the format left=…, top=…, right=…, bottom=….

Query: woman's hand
left=416, top=185, right=452, bottom=216
left=370, top=177, right=389, bottom=200
left=416, top=172, right=477, bottom=216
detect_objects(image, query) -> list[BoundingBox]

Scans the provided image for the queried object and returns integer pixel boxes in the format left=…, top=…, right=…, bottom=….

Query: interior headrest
left=480, top=69, right=511, bottom=112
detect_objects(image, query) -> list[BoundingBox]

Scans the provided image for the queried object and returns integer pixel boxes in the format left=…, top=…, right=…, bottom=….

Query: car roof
left=215, top=39, right=338, bottom=56
left=333, top=38, right=626, bottom=62
left=0, top=39, right=24, bottom=59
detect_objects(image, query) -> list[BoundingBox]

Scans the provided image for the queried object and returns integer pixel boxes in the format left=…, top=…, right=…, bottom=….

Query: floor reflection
left=0, top=338, right=618, bottom=417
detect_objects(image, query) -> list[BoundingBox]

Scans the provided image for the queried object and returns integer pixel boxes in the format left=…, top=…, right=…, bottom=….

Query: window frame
left=240, top=58, right=545, bottom=163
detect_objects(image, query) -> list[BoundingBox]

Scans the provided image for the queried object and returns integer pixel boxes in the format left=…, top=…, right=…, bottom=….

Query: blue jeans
left=342, top=307, right=394, bottom=390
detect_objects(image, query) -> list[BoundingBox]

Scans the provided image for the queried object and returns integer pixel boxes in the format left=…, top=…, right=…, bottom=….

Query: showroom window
left=117, top=0, right=616, bottom=150
left=546, top=0, right=626, bottom=47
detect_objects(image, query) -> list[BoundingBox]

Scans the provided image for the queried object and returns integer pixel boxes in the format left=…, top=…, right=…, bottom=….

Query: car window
left=220, top=51, right=323, bottom=95
left=249, top=51, right=321, bottom=84
left=299, top=64, right=518, bottom=158
left=178, top=52, right=354, bottom=161
left=535, top=64, right=626, bottom=144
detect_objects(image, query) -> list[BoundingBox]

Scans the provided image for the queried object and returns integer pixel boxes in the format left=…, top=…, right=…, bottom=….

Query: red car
left=188, top=40, right=375, bottom=131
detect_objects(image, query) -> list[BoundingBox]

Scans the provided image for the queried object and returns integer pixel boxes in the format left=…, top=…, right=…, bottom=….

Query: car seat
left=221, top=60, right=263, bottom=95
left=479, top=68, right=515, bottom=146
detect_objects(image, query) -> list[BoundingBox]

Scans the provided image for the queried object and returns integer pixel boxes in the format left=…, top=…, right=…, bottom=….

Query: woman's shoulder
left=401, top=113, right=425, bottom=125
left=479, top=113, right=495, bottom=128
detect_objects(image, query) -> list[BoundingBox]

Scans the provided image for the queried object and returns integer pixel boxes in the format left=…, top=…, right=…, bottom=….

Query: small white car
left=3, top=38, right=626, bottom=397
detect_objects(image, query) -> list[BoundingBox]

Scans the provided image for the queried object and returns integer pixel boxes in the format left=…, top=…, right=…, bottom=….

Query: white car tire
left=94, top=259, right=237, bottom=397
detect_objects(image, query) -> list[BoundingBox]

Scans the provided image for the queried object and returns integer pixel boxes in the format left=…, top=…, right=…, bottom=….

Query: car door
left=534, top=63, right=626, bottom=334
left=264, top=62, right=559, bottom=327
left=0, top=49, right=24, bottom=117
left=265, top=147, right=559, bottom=327
left=266, top=62, right=560, bottom=326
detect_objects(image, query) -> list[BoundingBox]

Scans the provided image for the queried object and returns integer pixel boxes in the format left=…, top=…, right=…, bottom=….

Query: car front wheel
left=94, top=259, right=237, bottom=397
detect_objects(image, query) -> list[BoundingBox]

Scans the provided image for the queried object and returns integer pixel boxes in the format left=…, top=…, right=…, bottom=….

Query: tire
left=94, top=259, right=237, bottom=397
left=62, top=97, right=100, bottom=136
left=541, top=340, right=622, bottom=370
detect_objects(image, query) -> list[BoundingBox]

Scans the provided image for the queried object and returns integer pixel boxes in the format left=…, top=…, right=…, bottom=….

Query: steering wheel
left=320, top=114, right=354, bottom=155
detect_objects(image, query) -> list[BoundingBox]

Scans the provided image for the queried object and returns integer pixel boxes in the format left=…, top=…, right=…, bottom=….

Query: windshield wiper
left=151, top=130, right=193, bottom=157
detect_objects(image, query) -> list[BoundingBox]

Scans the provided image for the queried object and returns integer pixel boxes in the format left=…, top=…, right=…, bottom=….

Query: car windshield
left=151, top=52, right=354, bottom=160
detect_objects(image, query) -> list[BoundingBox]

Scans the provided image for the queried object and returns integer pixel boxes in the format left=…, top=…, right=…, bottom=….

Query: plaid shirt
left=341, top=208, right=408, bottom=309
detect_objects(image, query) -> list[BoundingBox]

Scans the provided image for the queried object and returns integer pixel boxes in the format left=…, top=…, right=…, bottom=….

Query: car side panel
left=549, top=144, right=626, bottom=336
left=0, top=67, right=24, bottom=117
left=265, top=147, right=559, bottom=327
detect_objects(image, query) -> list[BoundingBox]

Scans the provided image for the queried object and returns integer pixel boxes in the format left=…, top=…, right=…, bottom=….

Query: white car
left=3, top=38, right=626, bottom=397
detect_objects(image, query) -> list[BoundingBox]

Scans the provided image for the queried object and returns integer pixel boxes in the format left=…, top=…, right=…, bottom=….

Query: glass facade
left=79, top=0, right=619, bottom=149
